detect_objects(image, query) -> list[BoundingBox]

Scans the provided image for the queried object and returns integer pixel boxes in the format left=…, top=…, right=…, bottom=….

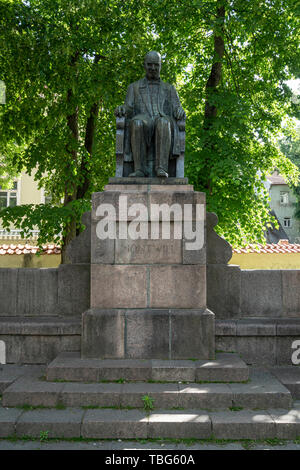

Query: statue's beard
left=147, top=71, right=160, bottom=80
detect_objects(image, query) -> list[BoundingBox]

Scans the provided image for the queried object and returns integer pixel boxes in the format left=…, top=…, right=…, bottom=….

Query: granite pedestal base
left=81, top=308, right=215, bottom=360
left=81, top=182, right=215, bottom=360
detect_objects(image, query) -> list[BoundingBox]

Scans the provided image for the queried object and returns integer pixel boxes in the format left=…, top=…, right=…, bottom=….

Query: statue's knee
left=157, top=117, right=170, bottom=129
left=131, top=119, right=143, bottom=130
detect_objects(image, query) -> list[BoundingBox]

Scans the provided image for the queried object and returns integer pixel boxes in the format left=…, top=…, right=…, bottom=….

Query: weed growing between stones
left=39, top=431, right=49, bottom=442
left=142, top=395, right=155, bottom=413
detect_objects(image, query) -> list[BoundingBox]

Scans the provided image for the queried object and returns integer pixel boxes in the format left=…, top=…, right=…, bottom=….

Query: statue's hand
left=174, top=106, right=186, bottom=121
left=114, top=105, right=126, bottom=117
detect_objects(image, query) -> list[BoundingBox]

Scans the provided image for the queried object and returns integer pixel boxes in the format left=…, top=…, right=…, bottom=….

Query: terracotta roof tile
left=0, top=244, right=61, bottom=255
left=267, top=174, right=287, bottom=185
left=2, top=240, right=300, bottom=257
left=233, top=241, right=300, bottom=254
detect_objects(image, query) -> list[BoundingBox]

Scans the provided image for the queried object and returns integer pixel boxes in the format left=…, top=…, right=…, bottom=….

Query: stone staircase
left=1, top=352, right=300, bottom=440
left=46, top=352, right=249, bottom=382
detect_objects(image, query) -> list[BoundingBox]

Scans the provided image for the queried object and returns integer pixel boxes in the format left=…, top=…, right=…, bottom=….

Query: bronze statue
left=115, top=51, right=186, bottom=178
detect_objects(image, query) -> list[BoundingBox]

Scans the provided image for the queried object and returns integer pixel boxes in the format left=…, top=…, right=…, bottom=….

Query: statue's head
left=144, top=51, right=161, bottom=81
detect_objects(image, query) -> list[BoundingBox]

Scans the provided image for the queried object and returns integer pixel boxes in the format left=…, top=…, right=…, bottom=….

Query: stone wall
left=208, top=267, right=300, bottom=319
left=215, top=318, right=300, bottom=366
left=206, top=213, right=300, bottom=320
left=0, top=265, right=90, bottom=317
left=1, top=211, right=299, bottom=320
left=0, top=210, right=300, bottom=364
left=0, top=317, right=81, bottom=363
left=0, top=263, right=89, bottom=363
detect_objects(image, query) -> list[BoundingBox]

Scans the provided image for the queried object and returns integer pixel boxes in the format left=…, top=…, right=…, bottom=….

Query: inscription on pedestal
left=115, top=239, right=182, bottom=264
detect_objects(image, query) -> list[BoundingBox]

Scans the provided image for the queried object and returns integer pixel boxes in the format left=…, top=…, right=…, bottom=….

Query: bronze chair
left=115, top=116, right=186, bottom=178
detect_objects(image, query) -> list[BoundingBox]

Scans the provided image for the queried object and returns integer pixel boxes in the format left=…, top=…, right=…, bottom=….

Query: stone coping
left=1, top=316, right=300, bottom=336
left=108, top=177, right=189, bottom=185
left=0, top=316, right=81, bottom=335
left=2, top=316, right=300, bottom=337
left=216, top=318, right=300, bottom=336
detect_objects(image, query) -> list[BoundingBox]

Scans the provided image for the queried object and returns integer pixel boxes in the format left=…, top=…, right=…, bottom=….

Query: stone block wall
left=1, top=211, right=299, bottom=321
left=0, top=265, right=90, bottom=317
left=206, top=212, right=300, bottom=319
left=0, top=263, right=87, bottom=362
left=0, top=268, right=58, bottom=316
left=0, top=209, right=300, bottom=364
left=208, top=267, right=300, bottom=320
left=0, top=317, right=81, bottom=363
left=215, top=318, right=300, bottom=366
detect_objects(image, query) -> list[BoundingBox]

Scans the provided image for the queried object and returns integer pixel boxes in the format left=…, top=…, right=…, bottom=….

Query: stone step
left=2, top=369, right=292, bottom=410
left=269, top=367, right=300, bottom=399
left=1, top=405, right=300, bottom=440
left=0, top=365, right=44, bottom=394
left=46, top=352, right=249, bottom=383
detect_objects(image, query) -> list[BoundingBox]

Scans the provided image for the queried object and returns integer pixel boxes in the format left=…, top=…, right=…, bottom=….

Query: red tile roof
left=267, top=174, right=287, bottom=185
left=233, top=240, right=300, bottom=254
left=0, top=244, right=61, bottom=255
left=1, top=241, right=300, bottom=256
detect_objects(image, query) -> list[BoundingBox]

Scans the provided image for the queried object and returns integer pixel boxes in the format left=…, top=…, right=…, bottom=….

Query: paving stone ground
left=0, top=438, right=300, bottom=450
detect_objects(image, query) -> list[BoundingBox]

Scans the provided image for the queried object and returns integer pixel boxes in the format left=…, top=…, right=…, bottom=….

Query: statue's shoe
left=129, top=170, right=145, bottom=177
left=156, top=168, right=168, bottom=177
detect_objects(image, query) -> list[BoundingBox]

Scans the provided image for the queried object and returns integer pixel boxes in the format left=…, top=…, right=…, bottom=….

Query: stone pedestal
left=81, top=178, right=215, bottom=359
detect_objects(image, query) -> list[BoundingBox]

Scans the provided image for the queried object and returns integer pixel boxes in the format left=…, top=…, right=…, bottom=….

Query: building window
left=280, top=191, right=289, bottom=205
left=44, top=190, right=52, bottom=205
left=41, top=188, right=53, bottom=205
left=283, top=217, right=292, bottom=228
left=0, top=181, right=18, bottom=209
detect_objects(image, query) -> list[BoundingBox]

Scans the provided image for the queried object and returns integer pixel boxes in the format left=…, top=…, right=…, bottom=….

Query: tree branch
left=64, top=50, right=80, bottom=207
left=76, top=53, right=102, bottom=200
left=203, top=5, right=225, bottom=128
left=223, top=27, right=241, bottom=96
left=202, top=4, right=225, bottom=194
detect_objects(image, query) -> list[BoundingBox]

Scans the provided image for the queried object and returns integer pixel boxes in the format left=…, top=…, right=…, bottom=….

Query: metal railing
left=0, top=229, right=40, bottom=240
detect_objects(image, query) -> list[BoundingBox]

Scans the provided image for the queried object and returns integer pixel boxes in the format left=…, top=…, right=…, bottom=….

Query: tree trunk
left=61, top=53, right=102, bottom=260
left=203, top=3, right=225, bottom=193
left=76, top=54, right=102, bottom=201
left=61, top=218, right=77, bottom=264
left=61, top=52, right=80, bottom=263
left=204, top=4, right=225, bottom=127
left=76, top=100, right=100, bottom=201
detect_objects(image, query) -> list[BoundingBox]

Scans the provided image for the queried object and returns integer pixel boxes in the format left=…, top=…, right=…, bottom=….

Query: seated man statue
left=114, top=51, right=186, bottom=177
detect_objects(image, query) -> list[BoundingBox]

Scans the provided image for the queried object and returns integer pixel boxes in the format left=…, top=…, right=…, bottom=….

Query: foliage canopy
left=0, top=0, right=299, bottom=254
left=279, top=122, right=300, bottom=221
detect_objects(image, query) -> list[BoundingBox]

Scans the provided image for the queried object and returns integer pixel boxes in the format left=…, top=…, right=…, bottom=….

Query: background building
left=0, top=169, right=49, bottom=243
left=264, top=171, right=300, bottom=243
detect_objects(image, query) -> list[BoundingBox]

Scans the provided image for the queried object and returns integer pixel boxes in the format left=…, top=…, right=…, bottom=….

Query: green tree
left=154, top=0, right=300, bottom=245
left=0, top=0, right=158, bottom=260
left=1, top=0, right=300, bottom=255
left=279, top=124, right=300, bottom=220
